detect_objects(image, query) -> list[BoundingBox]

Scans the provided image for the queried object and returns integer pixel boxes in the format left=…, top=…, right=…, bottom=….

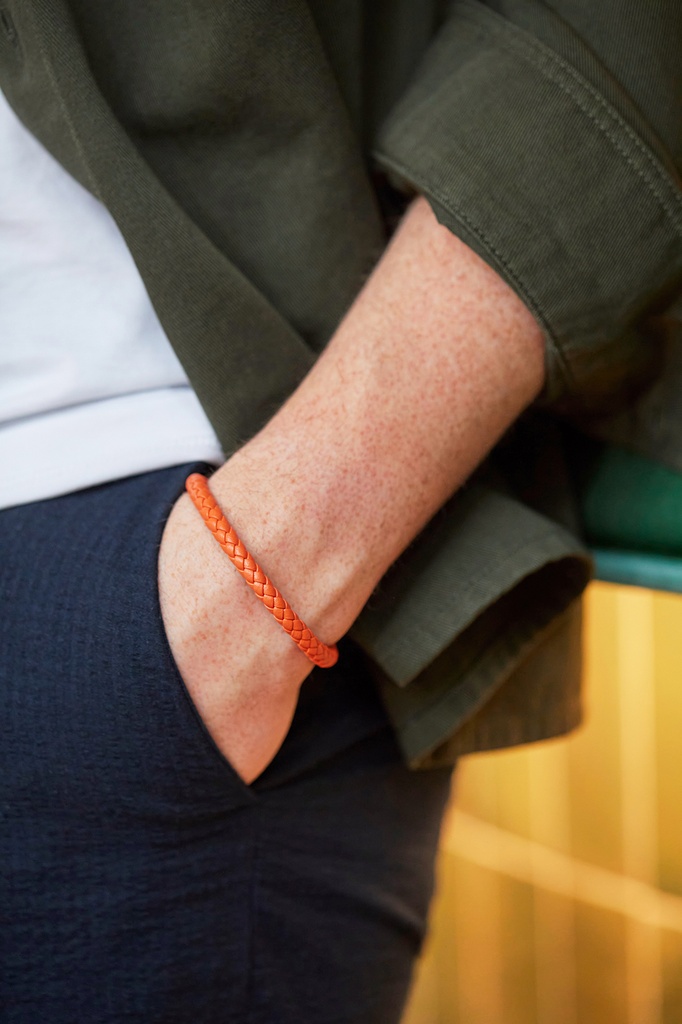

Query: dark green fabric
left=371, top=0, right=682, bottom=414
left=1, top=0, right=680, bottom=769
left=572, top=295, right=682, bottom=474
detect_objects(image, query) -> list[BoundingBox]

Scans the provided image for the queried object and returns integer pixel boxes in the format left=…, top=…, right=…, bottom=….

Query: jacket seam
left=455, top=0, right=682, bottom=228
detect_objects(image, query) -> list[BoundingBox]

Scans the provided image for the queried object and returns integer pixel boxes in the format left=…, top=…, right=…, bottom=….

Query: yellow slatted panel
left=402, top=582, right=682, bottom=1024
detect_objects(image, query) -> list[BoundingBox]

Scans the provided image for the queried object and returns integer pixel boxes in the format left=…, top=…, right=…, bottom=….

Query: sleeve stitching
left=456, top=0, right=682, bottom=229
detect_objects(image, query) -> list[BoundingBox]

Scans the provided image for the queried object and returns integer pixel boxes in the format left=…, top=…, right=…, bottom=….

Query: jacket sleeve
left=348, top=0, right=682, bottom=769
left=369, top=0, right=682, bottom=414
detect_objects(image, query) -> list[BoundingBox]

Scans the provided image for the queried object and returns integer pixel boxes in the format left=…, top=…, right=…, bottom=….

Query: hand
left=157, top=486, right=315, bottom=785
left=157, top=193, right=545, bottom=790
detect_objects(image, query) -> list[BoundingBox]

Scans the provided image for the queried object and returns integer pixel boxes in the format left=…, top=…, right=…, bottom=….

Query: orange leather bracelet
left=185, top=473, right=339, bottom=669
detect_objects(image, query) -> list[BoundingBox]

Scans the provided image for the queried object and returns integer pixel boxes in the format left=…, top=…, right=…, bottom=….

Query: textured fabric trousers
left=0, top=462, right=455, bottom=1024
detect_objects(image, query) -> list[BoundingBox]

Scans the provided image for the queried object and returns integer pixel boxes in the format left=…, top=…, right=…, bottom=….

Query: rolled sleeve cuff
left=348, top=481, right=593, bottom=769
left=370, top=0, right=682, bottom=411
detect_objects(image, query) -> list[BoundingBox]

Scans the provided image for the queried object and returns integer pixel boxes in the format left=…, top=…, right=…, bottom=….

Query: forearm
left=209, top=195, right=546, bottom=646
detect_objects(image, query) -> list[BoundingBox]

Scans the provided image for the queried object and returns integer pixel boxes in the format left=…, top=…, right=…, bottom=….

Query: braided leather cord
left=185, top=473, right=339, bottom=669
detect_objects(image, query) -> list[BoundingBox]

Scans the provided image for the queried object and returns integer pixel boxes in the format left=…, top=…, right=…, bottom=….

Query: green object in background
left=581, top=446, right=682, bottom=558
left=578, top=443, right=682, bottom=593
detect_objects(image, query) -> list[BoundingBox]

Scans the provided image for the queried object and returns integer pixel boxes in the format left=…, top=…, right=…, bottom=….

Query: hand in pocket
left=158, top=488, right=315, bottom=785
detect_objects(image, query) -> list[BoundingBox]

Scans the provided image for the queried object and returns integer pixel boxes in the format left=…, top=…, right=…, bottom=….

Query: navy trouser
left=0, top=462, right=454, bottom=1023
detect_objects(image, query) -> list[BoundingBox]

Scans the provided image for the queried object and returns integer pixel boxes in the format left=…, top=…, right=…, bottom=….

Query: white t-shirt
left=0, top=88, right=225, bottom=511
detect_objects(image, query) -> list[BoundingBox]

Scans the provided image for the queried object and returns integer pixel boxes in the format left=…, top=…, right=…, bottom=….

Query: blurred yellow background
left=402, top=580, right=682, bottom=1024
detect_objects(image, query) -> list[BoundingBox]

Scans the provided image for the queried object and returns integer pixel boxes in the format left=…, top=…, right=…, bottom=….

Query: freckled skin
left=158, top=194, right=546, bottom=784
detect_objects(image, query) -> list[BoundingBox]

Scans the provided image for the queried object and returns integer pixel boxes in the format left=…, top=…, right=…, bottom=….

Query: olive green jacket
left=2, top=0, right=680, bottom=768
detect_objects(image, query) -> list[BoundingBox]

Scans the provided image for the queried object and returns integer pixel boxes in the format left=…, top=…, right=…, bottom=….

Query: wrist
left=208, top=440, right=375, bottom=646
left=166, top=486, right=311, bottom=680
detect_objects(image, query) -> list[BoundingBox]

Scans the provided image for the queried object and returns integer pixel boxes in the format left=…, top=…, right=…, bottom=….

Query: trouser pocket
left=150, top=463, right=392, bottom=799
left=133, top=461, right=265, bottom=804
left=0, top=462, right=261, bottom=818
left=0, top=461, right=395, bottom=818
